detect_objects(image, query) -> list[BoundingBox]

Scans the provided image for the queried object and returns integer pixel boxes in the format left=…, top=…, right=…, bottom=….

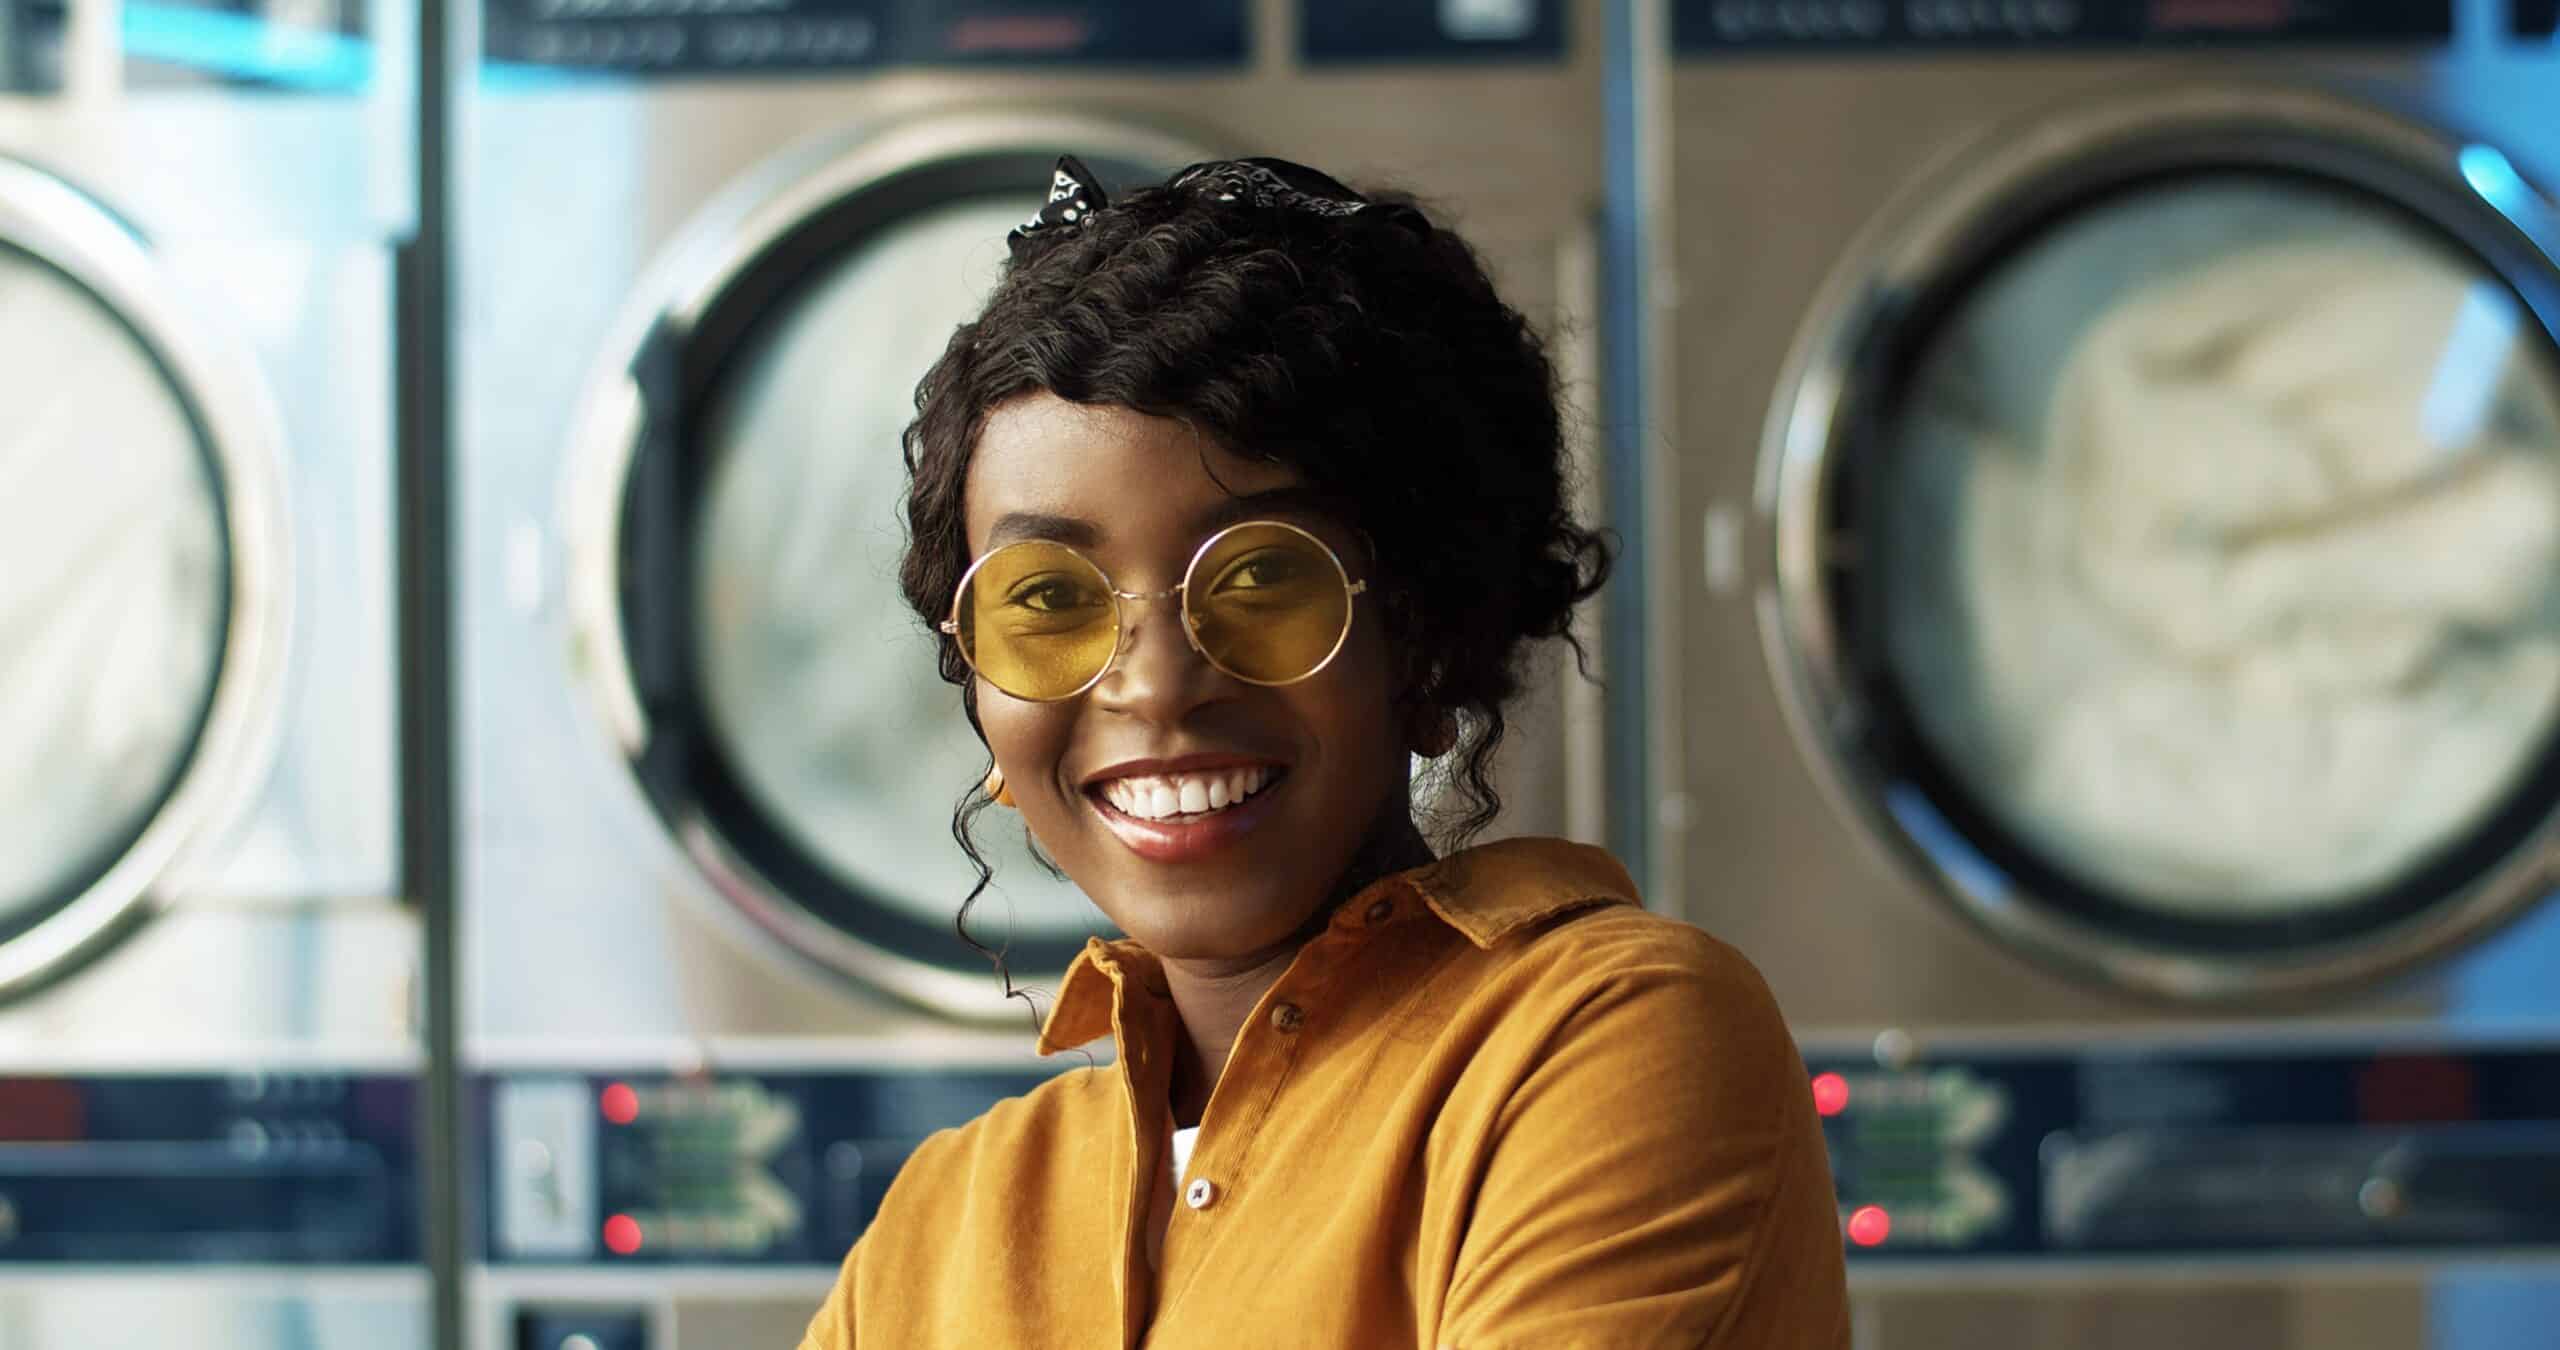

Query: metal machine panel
left=1653, top=0, right=2560, bottom=1341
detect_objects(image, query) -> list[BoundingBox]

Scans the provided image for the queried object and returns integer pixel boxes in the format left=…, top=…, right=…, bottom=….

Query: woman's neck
left=1158, top=812, right=1435, bottom=1127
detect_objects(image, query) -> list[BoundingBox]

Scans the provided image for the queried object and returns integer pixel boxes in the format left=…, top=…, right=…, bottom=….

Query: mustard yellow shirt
left=798, top=838, right=1852, bottom=1349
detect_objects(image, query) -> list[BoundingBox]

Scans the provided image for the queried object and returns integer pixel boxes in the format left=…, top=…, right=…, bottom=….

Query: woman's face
left=961, top=392, right=1412, bottom=963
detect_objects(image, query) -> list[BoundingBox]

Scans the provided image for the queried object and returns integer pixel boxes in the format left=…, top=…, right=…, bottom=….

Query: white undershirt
left=1170, top=1126, right=1202, bottom=1185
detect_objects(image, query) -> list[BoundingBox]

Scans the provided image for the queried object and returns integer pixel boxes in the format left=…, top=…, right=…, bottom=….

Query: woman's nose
left=1090, top=591, right=1224, bottom=720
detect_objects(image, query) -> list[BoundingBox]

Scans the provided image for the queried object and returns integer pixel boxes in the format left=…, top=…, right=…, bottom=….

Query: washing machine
left=1645, top=0, right=2560, bottom=1345
left=457, top=0, right=1607, bottom=1341
left=0, top=2, right=422, bottom=1346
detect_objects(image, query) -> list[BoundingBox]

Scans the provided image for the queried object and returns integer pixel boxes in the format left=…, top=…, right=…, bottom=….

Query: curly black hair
left=897, top=161, right=1612, bottom=978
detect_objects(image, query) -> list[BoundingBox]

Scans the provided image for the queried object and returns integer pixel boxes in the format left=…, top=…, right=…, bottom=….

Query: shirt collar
left=1035, top=837, right=1638, bottom=1054
left=1403, top=837, right=1639, bottom=948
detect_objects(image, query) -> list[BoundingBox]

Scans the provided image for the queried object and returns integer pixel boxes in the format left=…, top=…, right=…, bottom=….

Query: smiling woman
left=797, top=156, right=1851, bottom=1349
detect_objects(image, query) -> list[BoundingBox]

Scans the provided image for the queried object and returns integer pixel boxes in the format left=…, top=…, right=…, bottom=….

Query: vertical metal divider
left=397, top=0, right=461, bottom=1344
left=1601, top=0, right=1662, bottom=897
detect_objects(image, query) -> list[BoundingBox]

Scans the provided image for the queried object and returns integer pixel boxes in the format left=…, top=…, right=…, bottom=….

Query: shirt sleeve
left=1435, top=950, right=1852, bottom=1350
left=797, top=1231, right=863, bottom=1350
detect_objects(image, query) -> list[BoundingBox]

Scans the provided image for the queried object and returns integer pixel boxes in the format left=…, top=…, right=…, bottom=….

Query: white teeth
left=1098, top=767, right=1278, bottom=822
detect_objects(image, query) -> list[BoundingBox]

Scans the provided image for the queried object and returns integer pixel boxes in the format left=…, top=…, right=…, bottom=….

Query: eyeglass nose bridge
left=1105, top=582, right=1202, bottom=657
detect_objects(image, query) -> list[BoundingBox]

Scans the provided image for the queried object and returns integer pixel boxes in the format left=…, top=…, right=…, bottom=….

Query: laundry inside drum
left=0, top=243, right=228, bottom=929
left=1875, top=177, right=2560, bottom=920
left=692, top=195, right=1114, bottom=951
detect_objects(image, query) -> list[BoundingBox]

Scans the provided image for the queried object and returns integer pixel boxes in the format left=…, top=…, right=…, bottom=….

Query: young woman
left=799, top=155, right=1850, bottom=1348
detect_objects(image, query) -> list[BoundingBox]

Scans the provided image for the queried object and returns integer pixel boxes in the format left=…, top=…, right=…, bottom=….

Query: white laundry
left=0, top=253, right=226, bottom=915
left=1894, top=208, right=2560, bottom=913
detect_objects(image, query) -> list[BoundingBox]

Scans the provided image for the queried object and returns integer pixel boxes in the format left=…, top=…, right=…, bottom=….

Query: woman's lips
left=1087, top=773, right=1286, bottom=863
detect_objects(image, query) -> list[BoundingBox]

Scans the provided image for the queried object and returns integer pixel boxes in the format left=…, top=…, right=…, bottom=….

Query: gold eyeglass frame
left=939, top=518, right=1371, bottom=703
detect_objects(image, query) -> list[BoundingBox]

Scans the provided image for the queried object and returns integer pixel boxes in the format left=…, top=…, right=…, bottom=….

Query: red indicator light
left=1811, top=1073, right=1850, bottom=1118
left=600, top=1082, right=639, bottom=1126
left=1848, top=1205, right=1891, bottom=1248
left=603, top=1214, right=644, bottom=1256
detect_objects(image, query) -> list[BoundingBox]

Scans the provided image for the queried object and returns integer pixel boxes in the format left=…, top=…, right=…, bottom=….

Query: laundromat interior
left=4, top=0, right=2560, bottom=1345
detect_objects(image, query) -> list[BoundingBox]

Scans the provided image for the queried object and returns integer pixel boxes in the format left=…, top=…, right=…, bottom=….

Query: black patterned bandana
left=1168, top=157, right=1371, bottom=216
left=1007, top=154, right=1109, bottom=255
left=1007, top=154, right=1422, bottom=257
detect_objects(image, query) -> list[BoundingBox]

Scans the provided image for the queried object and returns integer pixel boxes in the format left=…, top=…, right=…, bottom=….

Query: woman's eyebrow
left=984, top=511, right=1102, bottom=548
left=1193, top=487, right=1341, bottom=534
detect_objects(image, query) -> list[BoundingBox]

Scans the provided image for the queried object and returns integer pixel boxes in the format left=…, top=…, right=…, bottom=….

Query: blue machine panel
left=0, top=1072, right=420, bottom=1263
left=481, top=0, right=1249, bottom=77
left=120, top=0, right=377, bottom=91
left=479, top=1040, right=2560, bottom=1267
left=1300, top=0, right=1568, bottom=65
left=478, top=1066, right=1067, bottom=1265
left=1675, top=0, right=2452, bottom=54
left=1809, top=1041, right=2560, bottom=1259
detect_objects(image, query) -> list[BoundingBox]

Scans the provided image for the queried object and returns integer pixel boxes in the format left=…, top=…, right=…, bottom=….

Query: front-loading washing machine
left=456, top=1, right=1609, bottom=1342
left=0, top=2, right=422, bottom=1347
left=1644, top=0, right=2560, bottom=1345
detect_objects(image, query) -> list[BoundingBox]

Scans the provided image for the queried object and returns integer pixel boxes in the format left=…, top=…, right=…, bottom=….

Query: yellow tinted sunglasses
left=940, top=519, right=1370, bottom=703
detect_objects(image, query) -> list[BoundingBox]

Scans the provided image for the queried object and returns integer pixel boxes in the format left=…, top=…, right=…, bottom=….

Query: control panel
left=481, top=0, right=1250, bottom=78
left=481, top=1066, right=1061, bottom=1265
left=1675, top=0, right=2452, bottom=53
left=481, top=1040, right=2560, bottom=1267
left=1301, top=0, right=1565, bottom=64
left=1808, top=1039, right=2560, bottom=1259
left=0, top=1072, right=419, bottom=1263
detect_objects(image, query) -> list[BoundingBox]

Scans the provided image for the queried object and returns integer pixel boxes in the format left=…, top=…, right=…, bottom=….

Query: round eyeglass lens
left=959, top=540, right=1121, bottom=701
left=1185, top=522, right=1353, bottom=686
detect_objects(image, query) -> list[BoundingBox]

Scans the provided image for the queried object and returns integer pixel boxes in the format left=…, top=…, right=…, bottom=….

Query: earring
left=983, top=765, right=1017, bottom=808
left=1413, top=709, right=1459, bottom=759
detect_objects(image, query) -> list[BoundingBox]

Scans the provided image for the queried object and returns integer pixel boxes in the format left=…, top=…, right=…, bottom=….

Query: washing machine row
left=449, top=0, right=2560, bottom=1334
left=11, top=0, right=2560, bottom=1346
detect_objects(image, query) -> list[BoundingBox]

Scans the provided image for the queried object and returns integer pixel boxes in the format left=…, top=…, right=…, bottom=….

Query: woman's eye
left=1212, top=549, right=1310, bottom=593
left=1005, top=574, right=1102, bottom=613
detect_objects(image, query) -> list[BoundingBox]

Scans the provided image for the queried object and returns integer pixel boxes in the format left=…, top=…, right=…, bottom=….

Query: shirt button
left=1184, top=1177, right=1219, bottom=1211
left=1270, top=1003, right=1304, bottom=1034
left=1364, top=899, right=1395, bottom=925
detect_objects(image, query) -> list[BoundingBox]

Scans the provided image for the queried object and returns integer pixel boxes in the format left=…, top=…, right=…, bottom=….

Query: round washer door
left=567, top=113, right=1217, bottom=1020
left=1764, top=85, right=2560, bottom=1000
left=0, top=154, right=289, bottom=997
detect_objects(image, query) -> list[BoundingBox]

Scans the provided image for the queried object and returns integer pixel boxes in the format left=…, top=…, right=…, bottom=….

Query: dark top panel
left=1300, top=0, right=1568, bottom=65
left=1675, top=0, right=2453, bottom=55
left=0, top=0, right=66, bottom=92
left=2520, top=0, right=2559, bottom=39
left=482, top=0, right=1249, bottom=77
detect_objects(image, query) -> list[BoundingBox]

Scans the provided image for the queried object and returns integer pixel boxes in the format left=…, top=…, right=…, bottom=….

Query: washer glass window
left=1875, top=176, right=2560, bottom=920
left=0, top=243, right=229, bottom=931
left=693, top=196, right=1111, bottom=953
